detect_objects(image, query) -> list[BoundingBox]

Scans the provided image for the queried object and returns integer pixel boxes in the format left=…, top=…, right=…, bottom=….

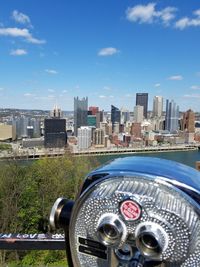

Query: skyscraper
left=77, top=126, right=92, bottom=150
left=93, top=128, right=105, bottom=146
left=74, top=97, right=88, bottom=136
left=50, top=104, right=62, bottom=118
left=89, top=106, right=99, bottom=115
left=165, top=99, right=179, bottom=132
left=15, top=116, right=29, bottom=138
left=121, top=108, right=130, bottom=124
left=130, top=123, right=142, bottom=138
left=30, top=118, right=41, bottom=137
left=111, top=105, right=120, bottom=132
left=153, top=96, right=163, bottom=118
left=182, top=109, right=195, bottom=133
left=136, top=93, right=148, bottom=119
left=44, top=106, right=67, bottom=148
left=96, top=110, right=104, bottom=128
left=87, top=115, right=96, bottom=127
left=134, top=105, right=144, bottom=123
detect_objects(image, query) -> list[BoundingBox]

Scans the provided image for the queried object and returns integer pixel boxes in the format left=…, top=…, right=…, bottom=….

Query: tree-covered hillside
left=0, top=154, right=99, bottom=266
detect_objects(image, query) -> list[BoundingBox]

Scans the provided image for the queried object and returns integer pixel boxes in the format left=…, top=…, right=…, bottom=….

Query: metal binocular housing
left=50, top=156, right=200, bottom=267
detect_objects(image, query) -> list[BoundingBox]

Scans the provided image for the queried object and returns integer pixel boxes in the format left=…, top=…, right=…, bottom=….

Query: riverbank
left=74, top=145, right=198, bottom=157
left=0, top=148, right=199, bottom=169
left=0, top=144, right=198, bottom=161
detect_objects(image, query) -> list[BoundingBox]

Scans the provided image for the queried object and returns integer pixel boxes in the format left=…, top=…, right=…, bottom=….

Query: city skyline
left=0, top=1, right=200, bottom=111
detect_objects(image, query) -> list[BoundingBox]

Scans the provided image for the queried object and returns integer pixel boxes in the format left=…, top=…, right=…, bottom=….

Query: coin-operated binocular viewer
left=50, top=157, right=200, bottom=267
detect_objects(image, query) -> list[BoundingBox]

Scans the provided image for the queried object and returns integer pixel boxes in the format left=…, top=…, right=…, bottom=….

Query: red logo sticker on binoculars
left=120, top=200, right=141, bottom=221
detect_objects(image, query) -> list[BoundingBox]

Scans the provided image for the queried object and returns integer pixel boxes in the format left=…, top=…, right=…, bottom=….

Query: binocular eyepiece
left=50, top=157, right=200, bottom=267
left=97, top=214, right=126, bottom=246
left=135, top=222, right=168, bottom=260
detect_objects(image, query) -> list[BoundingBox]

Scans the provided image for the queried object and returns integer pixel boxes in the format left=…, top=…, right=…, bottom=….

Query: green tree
left=0, top=153, right=99, bottom=266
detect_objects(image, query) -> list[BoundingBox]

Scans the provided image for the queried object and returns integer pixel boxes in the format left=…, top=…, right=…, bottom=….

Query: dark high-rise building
left=111, top=105, right=120, bottom=132
left=136, top=93, right=148, bottom=119
left=27, top=126, right=34, bottom=138
left=96, top=110, right=104, bottom=128
left=44, top=119, right=67, bottom=148
left=44, top=106, right=67, bottom=148
left=74, top=97, right=88, bottom=136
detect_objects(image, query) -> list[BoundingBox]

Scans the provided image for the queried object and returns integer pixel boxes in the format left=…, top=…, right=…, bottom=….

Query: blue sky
left=0, top=0, right=200, bottom=112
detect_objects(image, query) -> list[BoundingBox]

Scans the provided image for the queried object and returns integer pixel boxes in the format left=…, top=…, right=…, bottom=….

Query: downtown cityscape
left=1, top=1, right=200, bottom=266
left=1, top=1, right=200, bottom=160
left=0, top=92, right=200, bottom=159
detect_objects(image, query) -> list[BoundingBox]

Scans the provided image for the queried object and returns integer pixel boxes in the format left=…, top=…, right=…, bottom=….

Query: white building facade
left=77, top=126, right=92, bottom=150
left=134, top=105, right=144, bottom=123
left=153, top=96, right=163, bottom=118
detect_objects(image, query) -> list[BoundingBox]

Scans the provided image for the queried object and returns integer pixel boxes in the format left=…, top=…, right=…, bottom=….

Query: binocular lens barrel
left=97, top=214, right=126, bottom=246
left=139, top=233, right=161, bottom=253
left=135, top=223, right=168, bottom=260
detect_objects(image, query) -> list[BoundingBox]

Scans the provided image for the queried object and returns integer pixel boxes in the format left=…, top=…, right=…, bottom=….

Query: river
left=1, top=149, right=200, bottom=169
left=96, top=149, right=200, bottom=169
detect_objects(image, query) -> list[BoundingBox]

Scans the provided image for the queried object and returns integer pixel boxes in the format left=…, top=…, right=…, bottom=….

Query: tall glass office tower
left=136, top=93, right=148, bottom=119
left=74, top=97, right=88, bottom=136
left=111, top=105, right=121, bottom=132
left=153, top=96, right=163, bottom=118
left=165, top=99, right=179, bottom=132
left=44, top=106, right=67, bottom=148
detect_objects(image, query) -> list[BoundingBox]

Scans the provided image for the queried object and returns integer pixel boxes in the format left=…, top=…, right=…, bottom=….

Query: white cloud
left=126, top=3, right=177, bottom=25
left=175, top=18, right=190, bottom=30
left=47, top=95, right=55, bottom=99
left=98, top=47, right=119, bottom=56
left=34, top=95, right=55, bottom=100
left=12, top=10, right=32, bottom=27
left=126, top=3, right=155, bottom=23
left=159, top=7, right=177, bottom=25
left=103, top=86, right=112, bottom=91
left=0, top=87, right=4, bottom=91
left=34, top=96, right=46, bottom=100
left=191, top=85, right=200, bottom=90
left=24, top=93, right=35, bottom=97
left=10, top=49, right=27, bottom=56
left=62, top=90, right=68, bottom=93
left=99, top=95, right=114, bottom=99
left=45, top=69, right=58, bottom=74
left=184, top=94, right=200, bottom=98
left=168, top=75, right=183, bottom=80
left=0, top=27, right=45, bottom=44
left=154, top=83, right=161, bottom=87
left=125, top=93, right=132, bottom=97
left=175, top=9, right=200, bottom=30
left=48, top=89, right=55, bottom=92
left=194, top=9, right=200, bottom=17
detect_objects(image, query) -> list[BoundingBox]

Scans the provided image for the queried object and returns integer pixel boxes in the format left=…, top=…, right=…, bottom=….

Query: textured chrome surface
left=49, top=197, right=65, bottom=229
left=69, top=176, right=200, bottom=267
left=88, top=157, right=200, bottom=199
